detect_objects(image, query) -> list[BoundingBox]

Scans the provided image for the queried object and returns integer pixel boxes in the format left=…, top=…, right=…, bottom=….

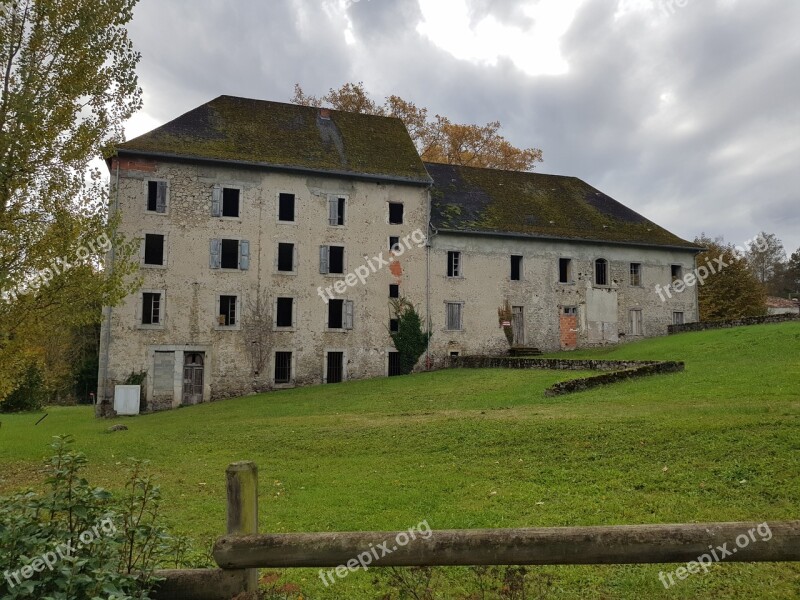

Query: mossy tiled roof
left=118, top=95, right=431, bottom=184
left=427, top=163, right=700, bottom=250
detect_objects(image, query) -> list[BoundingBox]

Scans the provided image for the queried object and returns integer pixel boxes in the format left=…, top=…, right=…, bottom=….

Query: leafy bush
left=0, top=363, right=47, bottom=413
left=0, top=436, right=194, bottom=599
left=390, top=299, right=432, bottom=375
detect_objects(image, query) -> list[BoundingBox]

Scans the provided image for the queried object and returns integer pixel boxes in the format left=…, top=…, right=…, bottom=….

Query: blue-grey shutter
left=319, top=245, right=329, bottom=274
left=343, top=300, right=354, bottom=330
left=211, top=184, right=222, bottom=216
left=239, top=240, right=250, bottom=270
left=209, top=239, right=220, bottom=269
left=156, top=181, right=167, bottom=213
left=328, top=196, right=338, bottom=226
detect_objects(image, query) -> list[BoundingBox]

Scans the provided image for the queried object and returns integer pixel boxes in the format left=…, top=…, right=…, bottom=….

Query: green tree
left=390, top=298, right=431, bottom=375
left=292, top=82, right=543, bottom=172
left=0, top=0, right=141, bottom=404
left=695, top=235, right=766, bottom=321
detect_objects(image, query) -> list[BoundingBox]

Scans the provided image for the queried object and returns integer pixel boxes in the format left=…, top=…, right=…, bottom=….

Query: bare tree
left=242, top=290, right=271, bottom=379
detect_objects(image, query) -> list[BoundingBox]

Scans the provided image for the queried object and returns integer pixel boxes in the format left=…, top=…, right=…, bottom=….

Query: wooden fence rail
left=154, top=461, right=800, bottom=600
left=213, top=522, right=800, bottom=569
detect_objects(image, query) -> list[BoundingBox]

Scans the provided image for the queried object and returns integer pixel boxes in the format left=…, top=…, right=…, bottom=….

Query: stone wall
left=668, top=313, right=799, bottom=334
left=447, top=355, right=685, bottom=396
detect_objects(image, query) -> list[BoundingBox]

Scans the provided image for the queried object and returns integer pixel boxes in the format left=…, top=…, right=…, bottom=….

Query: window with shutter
left=446, top=302, right=463, bottom=330
left=343, top=300, right=354, bottom=330
left=209, top=239, right=221, bottom=269
left=147, top=181, right=168, bottom=213
left=211, top=184, right=222, bottom=217
left=156, top=181, right=167, bottom=213
left=319, top=245, right=329, bottom=274
left=239, top=240, right=250, bottom=270
left=328, top=195, right=345, bottom=226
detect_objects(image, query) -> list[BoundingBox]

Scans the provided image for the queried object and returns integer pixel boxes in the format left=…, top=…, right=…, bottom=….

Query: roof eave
left=434, top=227, right=703, bottom=253
left=112, top=148, right=433, bottom=186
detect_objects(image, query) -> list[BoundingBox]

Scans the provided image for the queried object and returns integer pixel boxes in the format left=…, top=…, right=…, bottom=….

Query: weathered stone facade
left=96, top=96, right=700, bottom=414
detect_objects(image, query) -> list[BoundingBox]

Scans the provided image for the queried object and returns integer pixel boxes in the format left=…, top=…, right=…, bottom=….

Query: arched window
left=595, top=258, right=608, bottom=286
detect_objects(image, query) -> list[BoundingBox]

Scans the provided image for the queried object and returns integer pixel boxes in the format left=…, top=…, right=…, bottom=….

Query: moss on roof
left=118, top=95, right=430, bottom=183
left=427, top=163, right=700, bottom=250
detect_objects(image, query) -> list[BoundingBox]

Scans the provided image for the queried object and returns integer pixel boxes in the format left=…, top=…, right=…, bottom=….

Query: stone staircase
left=508, top=346, right=543, bottom=357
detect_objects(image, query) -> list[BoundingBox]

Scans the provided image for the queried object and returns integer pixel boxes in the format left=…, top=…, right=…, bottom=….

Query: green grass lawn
left=1, top=322, right=799, bottom=598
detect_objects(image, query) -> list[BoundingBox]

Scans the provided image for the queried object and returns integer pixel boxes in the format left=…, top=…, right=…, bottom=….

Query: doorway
left=560, top=307, right=578, bottom=350
left=511, top=306, right=525, bottom=346
left=182, top=352, right=204, bottom=405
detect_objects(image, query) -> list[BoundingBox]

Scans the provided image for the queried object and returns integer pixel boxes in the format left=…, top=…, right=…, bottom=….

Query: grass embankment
left=1, top=322, right=798, bottom=598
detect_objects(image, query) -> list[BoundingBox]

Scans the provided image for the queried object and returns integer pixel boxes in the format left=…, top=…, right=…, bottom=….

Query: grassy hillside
left=1, top=322, right=798, bottom=598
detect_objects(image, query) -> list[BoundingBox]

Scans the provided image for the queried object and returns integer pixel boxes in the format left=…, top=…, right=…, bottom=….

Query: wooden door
left=182, top=353, right=204, bottom=405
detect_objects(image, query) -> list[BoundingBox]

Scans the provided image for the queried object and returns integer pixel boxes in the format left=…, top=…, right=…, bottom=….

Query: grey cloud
left=124, top=0, right=800, bottom=251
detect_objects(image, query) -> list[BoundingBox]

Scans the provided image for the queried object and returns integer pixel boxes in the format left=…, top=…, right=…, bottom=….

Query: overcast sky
left=124, top=0, right=800, bottom=254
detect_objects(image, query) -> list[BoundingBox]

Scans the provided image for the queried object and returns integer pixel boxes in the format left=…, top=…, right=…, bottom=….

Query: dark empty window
left=219, top=295, right=237, bottom=326
left=144, top=234, right=164, bottom=266
left=389, top=284, right=399, bottom=299
left=447, top=251, right=461, bottom=277
left=278, top=243, right=294, bottom=272
left=671, top=264, right=683, bottom=282
left=511, top=255, right=522, bottom=281
left=142, top=292, right=161, bottom=325
left=559, top=258, right=573, bottom=283
left=673, top=311, right=685, bottom=325
left=389, top=203, right=404, bottom=224
left=276, top=297, right=293, bottom=328
left=220, top=239, right=239, bottom=269
left=328, top=246, right=344, bottom=274
left=595, top=259, right=608, bottom=286
left=274, top=352, right=292, bottom=383
left=630, top=263, right=642, bottom=286
left=328, top=299, right=344, bottom=329
left=279, top=193, right=295, bottom=222
left=388, top=351, right=402, bottom=376
left=390, top=318, right=399, bottom=333
left=222, top=188, right=240, bottom=217
left=389, top=236, right=400, bottom=252
left=326, top=352, right=344, bottom=384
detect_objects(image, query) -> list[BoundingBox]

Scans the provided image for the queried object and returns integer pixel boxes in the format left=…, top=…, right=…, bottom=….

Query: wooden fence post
left=226, top=461, right=259, bottom=593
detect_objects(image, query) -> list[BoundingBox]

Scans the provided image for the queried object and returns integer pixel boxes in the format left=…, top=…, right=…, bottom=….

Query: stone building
left=97, top=95, right=700, bottom=413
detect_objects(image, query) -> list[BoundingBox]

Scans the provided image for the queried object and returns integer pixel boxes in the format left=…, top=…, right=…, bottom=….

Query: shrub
left=0, top=435, right=194, bottom=599
left=390, top=299, right=432, bottom=375
left=0, top=363, right=47, bottom=413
